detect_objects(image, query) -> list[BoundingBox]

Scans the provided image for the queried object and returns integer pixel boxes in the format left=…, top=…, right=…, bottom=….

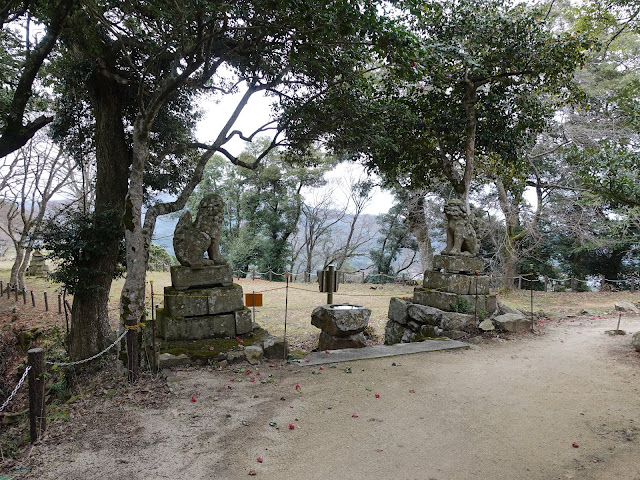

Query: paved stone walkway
left=293, top=338, right=469, bottom=366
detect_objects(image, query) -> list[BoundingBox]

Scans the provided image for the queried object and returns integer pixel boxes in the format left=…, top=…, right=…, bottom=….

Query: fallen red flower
left=572, top=442, right=579, bottom=448
left=352, top=413, right=359, bottom=418
left=324, top=350, right=330, bottom=354
left=289, top=423, right=295, bottom=430
left=191, top=396, right=196, bottom=402
left=375, top=393, right=380, bottom=398
left=257, top=456, right=263, bottom=463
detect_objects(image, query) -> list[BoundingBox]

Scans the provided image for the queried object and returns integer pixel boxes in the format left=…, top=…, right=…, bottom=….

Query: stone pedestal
left=384, top=254, right=497, bottom=345
left=311, top=304, right=371, bottom=349
left=157, top=265, right=251, bottom=340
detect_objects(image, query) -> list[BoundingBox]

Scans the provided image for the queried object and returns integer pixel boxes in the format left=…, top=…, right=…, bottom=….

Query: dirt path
left=18, top=314, right=640, bottom=480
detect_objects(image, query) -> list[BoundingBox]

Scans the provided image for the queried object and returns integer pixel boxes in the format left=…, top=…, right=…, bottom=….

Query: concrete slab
left=292, top=338, right=469, bottom=366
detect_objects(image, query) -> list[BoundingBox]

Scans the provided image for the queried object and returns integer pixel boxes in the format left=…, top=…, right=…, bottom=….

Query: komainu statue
left=173, top=194, right=227, bottom=267
left=441, top=198, right=479, bottom=257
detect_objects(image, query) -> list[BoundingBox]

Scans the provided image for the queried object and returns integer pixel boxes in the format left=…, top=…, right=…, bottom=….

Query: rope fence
left=0, top=326, right=128, bottom=444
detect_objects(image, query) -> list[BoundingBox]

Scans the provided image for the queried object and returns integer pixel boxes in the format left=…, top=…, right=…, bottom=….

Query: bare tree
left=0, top=134, right=75, bottom=290
left=299, top=187, right=347, bottom=280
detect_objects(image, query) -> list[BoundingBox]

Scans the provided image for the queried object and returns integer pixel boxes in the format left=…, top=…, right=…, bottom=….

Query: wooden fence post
left=44, top=292, right=48, bottom=311
left=518, top=276, right=522, bottom=290
left=58, top=295, right=62, bottom=314
left=571, top=277, right=576, bottom=292
left=544, top=276, right=548, bottom=292
left=631, top=277, right=635, bottom=293
left=0, top=281, right=3, bottom=296
left=362, top=271, right=365, bottom=284
left=30, top=290, right=35, bottom=307
left=22, top=287, right=26, bottom=304
left=28, top=348, right=46, bottom=443
left=269, top=270, right=273, bottom=282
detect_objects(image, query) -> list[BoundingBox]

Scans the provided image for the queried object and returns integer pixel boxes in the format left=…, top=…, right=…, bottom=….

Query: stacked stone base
left=311, top=304, right=371, bottom=350
left=385, top=255, right=498, bottom=344
left=157, top=265, right=252, bottom=340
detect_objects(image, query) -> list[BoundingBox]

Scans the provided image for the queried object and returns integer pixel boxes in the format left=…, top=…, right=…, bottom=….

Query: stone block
left=493, top=313, right=532, bottom=333
left=318, top=331, right=366, bottom=350
left=442, top=330, right=466, bottom=340
left=225, top=350, right=246, bottom=364
left=614, top=301, right=639, bottom=313
left=407, top=303, right=444, bottom=326
left=244, top=345, right=263, bottom=365
left=401, top=329, right=417, bottom=343
left=157, top=353, right=190, bottom=368
left=235, top=308, right=252, bottom=335
left=311, top=304, right=371, bottom=336
left=423, top=271, right=489, bottom=295
left=413, top=289, right=496, bottom=314
left=632, top=332, right=640, bottom=352
left=263, top=336, right=289, bottom=359
left=388, top=297, right=411, bottom=325
left=433, top=255, right=484, bottom=274
left=384, top=321, right=406, bottom=345
left=412, top=289, right=458, bottom=312
left=164, top=284, right=243, bottom=317
left=157, top=312, right=236, bottom=340
left=479, top=319, right=495, bottom=331
left=170, top=264, right=233, bottom=290
left=418, top=325, right=442, bottom=338
left=441, top=312, right=476, bottom=332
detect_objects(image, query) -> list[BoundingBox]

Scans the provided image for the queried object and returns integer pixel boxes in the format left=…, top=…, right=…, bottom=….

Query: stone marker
left=311, top=304, right=371, bottom=350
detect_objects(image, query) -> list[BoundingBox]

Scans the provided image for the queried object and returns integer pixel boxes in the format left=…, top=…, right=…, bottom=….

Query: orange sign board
left=245, top=293, right=263, bottom=307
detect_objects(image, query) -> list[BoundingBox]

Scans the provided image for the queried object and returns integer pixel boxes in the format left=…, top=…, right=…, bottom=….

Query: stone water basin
left=311, top=304, right=372, bottom=349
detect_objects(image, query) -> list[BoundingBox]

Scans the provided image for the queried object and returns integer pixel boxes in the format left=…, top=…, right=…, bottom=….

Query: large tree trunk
left=404, top=191, right=433, bottom=273
left=9, top=246, right=26, bottom=290
left=69, top=66, right=130, bottom=360
left=496, top=179, right=523, bottom=291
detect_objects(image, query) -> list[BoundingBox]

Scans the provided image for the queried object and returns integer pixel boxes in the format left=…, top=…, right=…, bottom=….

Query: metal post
left=284, top=274, right=289, bottom=361
left=530, top=265, right=534, bottom=333
left=150, top=281, right=157, bottom=374
left=327, top=265, right=335, bottom=305
left=28, top=348, right=46, bottom=443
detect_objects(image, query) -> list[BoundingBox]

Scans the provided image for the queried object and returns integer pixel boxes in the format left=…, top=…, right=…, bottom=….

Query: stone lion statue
left=173, top=194, right=227, bottom=267
left=441, top=198, right=479, bottom=257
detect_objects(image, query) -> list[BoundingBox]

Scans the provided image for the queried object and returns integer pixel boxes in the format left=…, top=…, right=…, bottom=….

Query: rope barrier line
left=45, top=329, right=127, bottom=367
left=0, top=366, right=31, bottom=413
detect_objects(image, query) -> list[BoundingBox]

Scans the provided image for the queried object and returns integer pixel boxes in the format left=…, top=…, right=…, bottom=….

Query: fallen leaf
left=248, top=469, right=257, bottom=476
left=377, top=449, right=383, bottom=453
left=409, top=389, right=415, bottom=393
